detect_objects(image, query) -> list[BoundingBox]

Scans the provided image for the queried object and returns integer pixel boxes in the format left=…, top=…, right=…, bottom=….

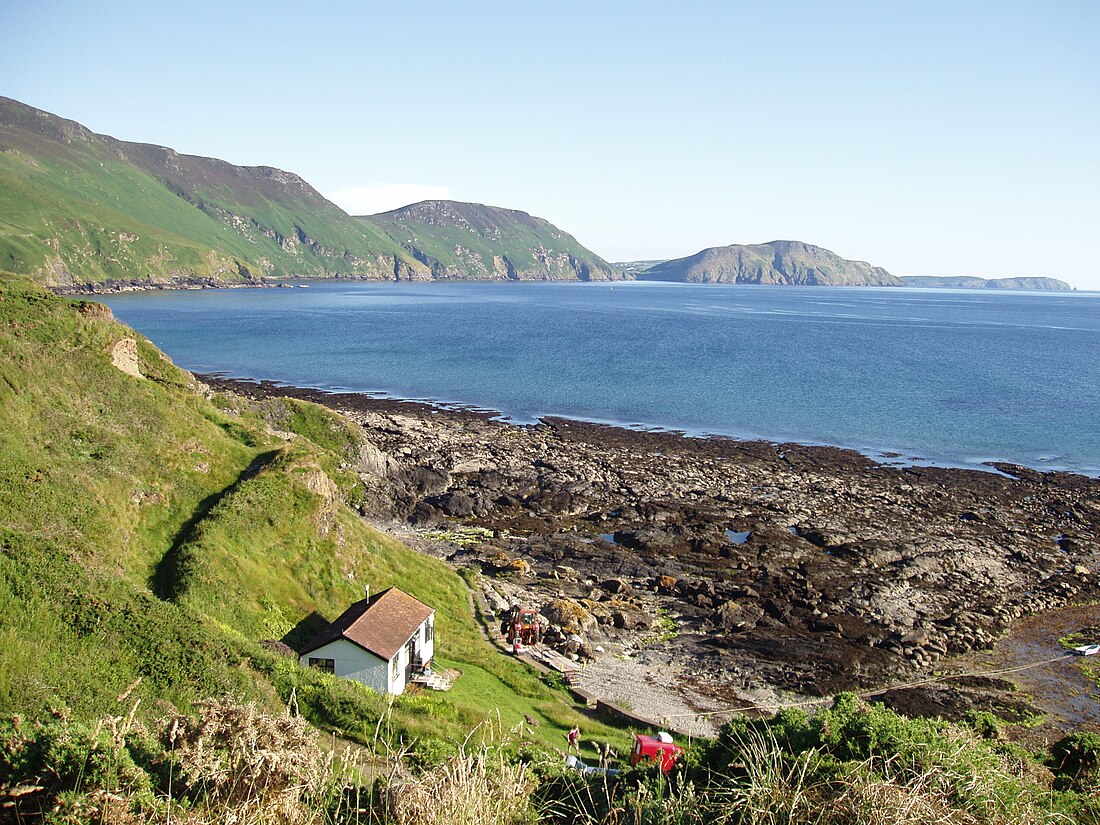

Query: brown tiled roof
left=300, top=587, right=435, bottom=661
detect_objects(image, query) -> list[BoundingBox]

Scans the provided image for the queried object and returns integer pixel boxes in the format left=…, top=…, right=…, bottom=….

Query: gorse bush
left=3, top=689, right=1098, bottom=824
left=0, top=701, right=538, bottom=825
left=963, top=710, right=1002, bottom=740
left=0, top=699, right=156, bottom=822
left=705, top=694, right=1077, bottom=825
left=0, top=697, right=352, bottom=824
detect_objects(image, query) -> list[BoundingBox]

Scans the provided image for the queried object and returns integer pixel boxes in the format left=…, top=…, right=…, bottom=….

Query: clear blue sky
left=3, top=1, right=1098, bottom=287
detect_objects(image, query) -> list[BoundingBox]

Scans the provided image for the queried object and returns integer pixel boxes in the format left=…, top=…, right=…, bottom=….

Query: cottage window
left=391, top=656, right=400, bottom=681
left=308, top=657, right=335, bottom=674
left=425, top=619, right=434, bottom=643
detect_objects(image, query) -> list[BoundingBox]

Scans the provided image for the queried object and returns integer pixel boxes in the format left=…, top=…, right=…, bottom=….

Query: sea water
left=99, top=281, right=1100, bottom=475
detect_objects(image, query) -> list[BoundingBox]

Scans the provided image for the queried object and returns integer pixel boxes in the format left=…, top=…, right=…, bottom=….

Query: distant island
left=621, top=251, right=1073, bottom=290
left=899, top=275, right=1072, bottom=291
left=633, top=241, right=901, bottom=286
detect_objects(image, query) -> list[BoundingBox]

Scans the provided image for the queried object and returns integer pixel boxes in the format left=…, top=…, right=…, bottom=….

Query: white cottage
left=299, top=587, right=435, bottom=696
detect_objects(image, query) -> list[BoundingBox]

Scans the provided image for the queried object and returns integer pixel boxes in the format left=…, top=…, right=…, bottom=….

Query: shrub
left=0, top=702, right=153, bottom=821
left=1051, top=731, right=1100, bottom=791
left=964, top=710, right=1003, bottom=740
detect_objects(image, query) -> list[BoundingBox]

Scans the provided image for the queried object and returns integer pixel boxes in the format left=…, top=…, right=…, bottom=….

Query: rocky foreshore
left=205, top=376, right=1100, bottom=723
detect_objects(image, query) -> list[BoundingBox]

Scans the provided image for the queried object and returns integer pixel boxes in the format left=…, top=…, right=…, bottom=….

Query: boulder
left=436, top=491, right=475, bottom=517
left=717, top=601, right=764, bottom=631
left=609, top=601, right=651, bottom=630
left=601, top=577, right=633, bottom=595
left=542, top=598, right=598, bottom=636
left=109, top=337, right=142, bottom=378
left=901, top=628, right=930, bottom=646
left=655, top=575, right=678, bottom=594
left=408, top=467, right=450, bottom=495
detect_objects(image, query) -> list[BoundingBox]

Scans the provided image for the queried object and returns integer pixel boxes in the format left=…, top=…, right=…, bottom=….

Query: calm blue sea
left=100, top=282, right=1100, bottom=476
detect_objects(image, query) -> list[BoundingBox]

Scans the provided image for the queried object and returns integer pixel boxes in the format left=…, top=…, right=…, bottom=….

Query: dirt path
left=571, top=654, right=726, bottom=739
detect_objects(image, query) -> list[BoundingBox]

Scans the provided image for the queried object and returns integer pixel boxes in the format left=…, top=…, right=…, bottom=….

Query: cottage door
left=405, top=637, right=417, bottom=682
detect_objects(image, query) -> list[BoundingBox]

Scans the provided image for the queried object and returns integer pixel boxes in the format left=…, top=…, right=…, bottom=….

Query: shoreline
left=199, top=372, right=1099, bottom=481
left=207, top=372, right=1100, bottom=731
left=53, top=276, right=1089, bottom=296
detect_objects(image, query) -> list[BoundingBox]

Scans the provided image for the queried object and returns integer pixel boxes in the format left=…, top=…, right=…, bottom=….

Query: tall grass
left=383, top=718, right=535, bottom=825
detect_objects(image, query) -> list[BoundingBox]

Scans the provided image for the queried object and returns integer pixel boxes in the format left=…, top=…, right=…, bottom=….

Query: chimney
left=364, top=585, right=370, bottom=602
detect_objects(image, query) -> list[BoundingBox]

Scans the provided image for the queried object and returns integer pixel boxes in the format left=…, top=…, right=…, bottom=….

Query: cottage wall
left=419, top=616, right=435, bottom=666
left=380, top=616, right=435, bottom=695
left=387, top=641, right=407, bottom=694
left=300, top=639, right=388, bottom=695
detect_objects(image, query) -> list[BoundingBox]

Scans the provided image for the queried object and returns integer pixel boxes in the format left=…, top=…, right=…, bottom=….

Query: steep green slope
left=1, top=98, right=621, bottom=289
left=0, top=97, right=426, bottom=288
left=0, top=273, right=608, bottom=751
left=900, top=275, right=1072, bottom=290
left=639, top=240, right=902, bottom=286
left=364, top=200, right=621, bottom=281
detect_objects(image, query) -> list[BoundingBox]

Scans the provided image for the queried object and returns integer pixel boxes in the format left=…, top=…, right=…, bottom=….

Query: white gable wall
left=420, top=615, right=435, bottom=666
left=387, top=639, right=407, bottom=694
left=383, top=615, right=436, bottom=695
left=300, top=638, right=389, bottom=695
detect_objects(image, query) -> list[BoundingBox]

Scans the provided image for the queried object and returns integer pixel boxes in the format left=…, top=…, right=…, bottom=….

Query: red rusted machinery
left=502, top=605, right=543, bottom=646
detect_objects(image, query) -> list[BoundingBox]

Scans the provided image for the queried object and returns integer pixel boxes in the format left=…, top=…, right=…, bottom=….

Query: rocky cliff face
left=363, top=200, right=623, bottom=282
left=901, top=275, right=1072, bottom=291
left=638, top=241, right=902, bottom=286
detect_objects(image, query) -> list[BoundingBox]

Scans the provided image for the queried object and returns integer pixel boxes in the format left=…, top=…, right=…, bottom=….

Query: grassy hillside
left=0, top=273, right=618, bottom=757
left=0, top=98, right=621, bottom=290
left=365, top=200, right=621, bottom=281
left=0, top=97, right=426, bottom=288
